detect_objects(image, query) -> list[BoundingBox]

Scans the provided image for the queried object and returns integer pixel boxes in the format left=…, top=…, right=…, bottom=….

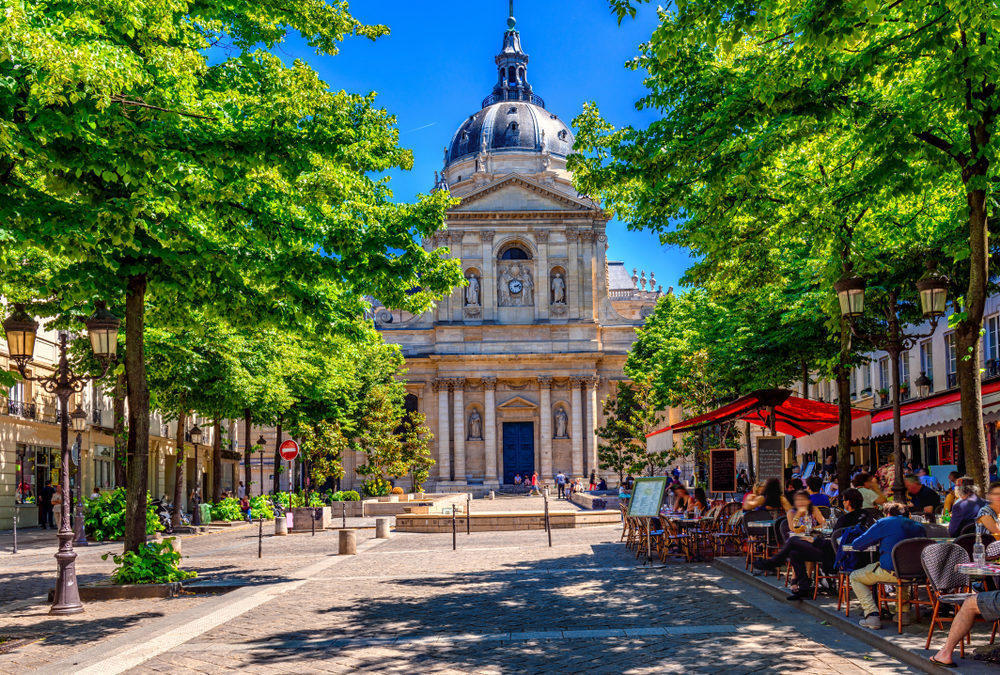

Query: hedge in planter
left=102, top=540, right=196, bottom=585
left=85, top=488, right=164, bottom=541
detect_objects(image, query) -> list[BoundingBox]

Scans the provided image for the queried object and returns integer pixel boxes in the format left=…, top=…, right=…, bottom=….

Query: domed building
left=366, top=10, right=663, bottom=490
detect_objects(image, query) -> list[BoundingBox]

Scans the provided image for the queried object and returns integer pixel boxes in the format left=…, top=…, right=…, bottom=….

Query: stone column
left=586, top=377, right=601, bottom=477
left=583, top=231, right=597, bottom=322
left=451, top=231, right=465, bottom=323
left=567, top=230, right=581, bottom=321
left=535, top=231, right=549, bottom=322
left=452, top=378, right=466, bottom=483
left=434, top=379, right=451, bottom=483
left=483, top=378, right=498, bottom=485
left=538, top=376, right=553, bottom=480
left=570, top=377, right=584, bottom=477
left=481, top=230, right=496, bottom=322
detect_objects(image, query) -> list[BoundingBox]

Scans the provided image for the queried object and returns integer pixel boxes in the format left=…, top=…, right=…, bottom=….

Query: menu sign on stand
left=709, top=449, right=737, bottom=494
left=756, top=436, right=785, bottom=487
left=627, top=477, right=668, bottom=564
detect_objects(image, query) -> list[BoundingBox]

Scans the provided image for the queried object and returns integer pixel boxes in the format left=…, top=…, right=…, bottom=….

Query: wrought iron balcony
left=92, top=409, right=103, bottom=425
left=7, top=401, right=36, bottom=419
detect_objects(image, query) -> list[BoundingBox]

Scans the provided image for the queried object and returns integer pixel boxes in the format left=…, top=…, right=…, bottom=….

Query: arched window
left=508, top=66, right=516, bottom=82
left=500, top=246, right=530, bottom=260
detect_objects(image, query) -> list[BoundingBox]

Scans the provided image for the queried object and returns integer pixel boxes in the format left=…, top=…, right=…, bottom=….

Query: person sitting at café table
left=672, top=485, right=691, bottom=512
left=691, top=487, right=709, bottom=513
left=943, top=470, right=962, bottom=513
left=904, top=473, right=940, bottom=517
left=851, top=472, right=887, bottom=510
left=948, top=478, right=985, bottom=537
left=823, top=477, right=839, bottom=500
left=917, top=467, right=941, bottom=491
left=785, top=477, right=804, bottom=506
left=744, top=478, right=792, bottom=513
left=742, top=481, right=764, bottom=511
left=976, top=481, right=1000, bottom=538
left=751, top=490, right=827, bottom=599
left=931, top=589, right=1000, bottom=666
left=849, top=502, right=927, bottom=630
left=832, top=488, right=869, bottom=531
left=807, top=476, right=830, bottom=508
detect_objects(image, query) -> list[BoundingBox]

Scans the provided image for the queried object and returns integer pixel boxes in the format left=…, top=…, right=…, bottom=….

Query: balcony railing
left=947, top=372, right=958, bottom=388
left=7, top=401, right=37, bottom=419
left=93, top=409, right=103, bottom=426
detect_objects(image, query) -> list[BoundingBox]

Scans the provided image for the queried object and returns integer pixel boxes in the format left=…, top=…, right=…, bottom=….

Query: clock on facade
left=508, top=279, right=523, bottom=294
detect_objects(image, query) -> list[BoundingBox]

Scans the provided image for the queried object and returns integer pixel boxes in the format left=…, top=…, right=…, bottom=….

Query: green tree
left=1, top=0, right=462, bottom=551
left=596, top=381, right=663, bottom=484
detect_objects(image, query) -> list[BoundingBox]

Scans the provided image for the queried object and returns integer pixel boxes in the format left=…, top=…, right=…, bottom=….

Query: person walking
left=237, top=481, right=246, bottom=499
left=589, top=471, right=596, bottom=491
left=38, top=480, right=56, bottom=529
left=555, top=471, right=567, bottom=498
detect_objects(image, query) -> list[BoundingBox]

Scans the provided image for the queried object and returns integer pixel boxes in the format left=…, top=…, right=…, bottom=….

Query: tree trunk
left=888, top=342, right=905, bottom=502
left=212, top=418, right=222, bottom=503
left=113, top=368, right=128, bottom=488
left=243, top=408, right=253, bottom=496
left=836, top=317, right=853, bottom=493
left=957, top=172, right=990, bottom=494
left=745, top=420, right=754, bottom=483
left=171, top=407, right=186, bottom=529
left=123, top=274, right=150, bottom=554
left=801, top=360, right=809, bottom=399
left=272, top=419, right=283, bottom=494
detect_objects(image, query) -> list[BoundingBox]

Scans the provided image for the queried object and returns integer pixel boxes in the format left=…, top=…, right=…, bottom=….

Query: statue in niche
left=551, top=272, right=566, bottom=304
left=468, top=409, right=483, bottom=440
left=465, top=274, right=480, bottom=306
left=554, top=406, right=569, bottom=439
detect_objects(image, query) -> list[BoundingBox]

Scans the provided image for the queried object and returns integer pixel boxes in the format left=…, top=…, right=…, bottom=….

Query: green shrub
left=337, top=490, right=360, bottom=502
left=362, top=478, right=391, bottom=497
left=273, top=491, right=291, bottom=509
left=84, top=488, right=163, bottom=541
left=209, top=497, right=243, bottom=521
left=249, top=495, right=274, bottom=520
left=307, top=492, right=324, bottom=507
left=290, top=491, right=304, bottom=508
left=102, top=540, right=196, bottom=585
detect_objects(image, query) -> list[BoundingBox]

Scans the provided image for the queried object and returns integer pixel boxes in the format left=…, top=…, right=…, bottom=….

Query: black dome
left=445, top=101, right=574, bottom=169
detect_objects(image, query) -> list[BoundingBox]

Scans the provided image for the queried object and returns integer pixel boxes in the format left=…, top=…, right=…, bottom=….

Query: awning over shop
left=797, top=414, right=872, bottom=454
left=869, top=380, right=1000, bottom=437
left=646, top=389, right=868, bottom=449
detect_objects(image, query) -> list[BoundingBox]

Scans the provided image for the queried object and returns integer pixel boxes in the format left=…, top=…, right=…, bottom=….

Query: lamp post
left=835, top=264, right=949, bottom=502
left=915, top=372, right=933, bottom=398
left=256, top=435, right=267, bottom=497
left=70, top=404, right=88, bottom=547
left=190, top=424, right=203, bottom=525
left=3, top=302, right=119, bottom=615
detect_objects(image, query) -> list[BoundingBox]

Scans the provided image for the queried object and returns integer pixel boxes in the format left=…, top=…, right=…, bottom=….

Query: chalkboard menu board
left=709, top=449, right=737, bottom=493
left=627, top=477, right=668, bottom=517
left=756, top=436, right=785, bottom=487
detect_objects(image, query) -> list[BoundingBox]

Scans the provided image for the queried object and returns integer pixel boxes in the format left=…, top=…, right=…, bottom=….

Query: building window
left=92, top=445, right=115, bottom=490
left=987, top=315, right=1000, bottom=376
left=862, top=363, right=872, bottom=394
left=945, top=332, right=958, bottom=388
left=878, top=357, right=889, bottom=391
left=899, top=353, right=911, bottom=400
left=15, top=445, right=59, bottom=504
left=920, top=339, right=934, bottom=387
left=850, top=370, right=857, bottom=400
left=499, top=245, right=530, bottom=260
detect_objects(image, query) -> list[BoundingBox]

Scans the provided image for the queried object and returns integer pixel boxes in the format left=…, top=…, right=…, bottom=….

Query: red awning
left=870, top=380, right=1000, bottom=424
left=650, top=388, right=869, bottom=439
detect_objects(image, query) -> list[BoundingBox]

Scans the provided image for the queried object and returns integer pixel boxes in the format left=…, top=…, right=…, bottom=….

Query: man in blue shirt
left=849, top=503, right=927, bottom=630
left=806, top=476, right=830, bottom=507
left=948, top=480, right=985, bottom=537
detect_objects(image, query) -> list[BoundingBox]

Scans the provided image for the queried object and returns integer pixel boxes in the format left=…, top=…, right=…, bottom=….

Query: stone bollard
left=375, top=518, right=391, bottom=539
left=339, top=528, right=357, bottom=555
left=489, top=490, right=495, bottom=500
left=274, top=516, right=288, bottom=536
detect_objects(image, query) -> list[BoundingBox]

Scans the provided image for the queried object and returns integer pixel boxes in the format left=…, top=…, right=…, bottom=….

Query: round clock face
left=508, top=279, right=523, bottom=294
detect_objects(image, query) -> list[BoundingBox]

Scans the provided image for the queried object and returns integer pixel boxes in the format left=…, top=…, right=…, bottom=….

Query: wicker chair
left=921, top=542, right=973, bottom=653
left=711, top=502, right=744, bottom=557
left=882, top=538, right=934, bottom=633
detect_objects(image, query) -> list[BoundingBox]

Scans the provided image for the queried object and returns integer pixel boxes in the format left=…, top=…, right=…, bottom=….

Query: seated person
left=514, top=474, right=522, bottom=485
left=977, top=480, right=1000, bottom=537
left=942, top=470, right=962, bottom=513
left=832, top=488, right=869, bottom=531
left=784, top=478, right=804, bottom=507
left=691, top=487, right=709, bottom=513
left=672, top=485, right=691, bottom=512
left=917, top=467, right=941, bottom=491
left=807, top=476, right=831, bottom=508
left=932, top=590, right=1000, bottom=666
left=823, top=478, right=839, bottom=500
left=903, top=474, right=940, bottom=517
left=851, top=472, right=887, bottom=509
left=597, top=477, right=608, bottom=491
left=744, top=478, right=792, bottom=513
left=849, top=503, right=927, bottom=630
left=751, top=490, right=827, bottom=599
left=742, top=482, right=764, bottom=511
left=947, top=478, right=984, bottom=537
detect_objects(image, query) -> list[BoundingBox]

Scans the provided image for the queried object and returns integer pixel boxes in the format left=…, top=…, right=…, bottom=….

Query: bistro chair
left=955, top=532, right=997, bottom=560
left=882, top=538, right=934, bottom=633
left=921, top=542, right=974, bottom=653
left=711, top=502, right=744, bottom=557
left=831, top=528, right=853, bottom=616
left=743, top=509, right=781, bottom=571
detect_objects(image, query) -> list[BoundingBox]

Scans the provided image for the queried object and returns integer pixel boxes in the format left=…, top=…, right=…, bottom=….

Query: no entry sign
left=278, top=439, right=299, bottom=461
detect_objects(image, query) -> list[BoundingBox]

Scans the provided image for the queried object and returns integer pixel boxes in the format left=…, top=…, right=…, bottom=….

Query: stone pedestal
left=375, top=518, right=391, bottom=539
left=274, top=516, right=288, bottom=536
left=339, top=529, right=357, bottom=555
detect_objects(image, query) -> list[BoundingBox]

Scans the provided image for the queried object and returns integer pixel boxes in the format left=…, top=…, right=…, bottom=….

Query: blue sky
left=278, top=0, right=691, bottom=290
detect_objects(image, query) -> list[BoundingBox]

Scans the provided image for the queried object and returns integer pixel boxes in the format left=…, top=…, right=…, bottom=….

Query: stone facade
left=369, top=16, right=661, bottom=490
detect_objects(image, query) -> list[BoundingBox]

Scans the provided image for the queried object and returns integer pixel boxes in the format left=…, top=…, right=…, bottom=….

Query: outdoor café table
left=670, top=517, right=706, bottom=561
left=956, top=562, right=1000, bottom=591
left=745, top=518, right=781, bottom=552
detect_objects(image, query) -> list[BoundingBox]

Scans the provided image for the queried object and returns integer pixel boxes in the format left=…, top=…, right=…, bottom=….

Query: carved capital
left=538, top=376, right=553, bottom=389
left=448, top=230, right=464, bottom=246
left=566, top=230, right=580, bottom=242
left=480, top=229, right=495, bottom=244
left=534, top=230, right=549, bottom=244
left=579, top=231, right=597, bottom=243
left=431, top=378, right=448, bottom=393
left=451, top=377, right=466, bottom=391
left=482, top=377, right=498, bottom=391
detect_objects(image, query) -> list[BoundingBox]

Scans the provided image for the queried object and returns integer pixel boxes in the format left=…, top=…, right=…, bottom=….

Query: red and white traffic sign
left=278, top=439, right=299, bottom=461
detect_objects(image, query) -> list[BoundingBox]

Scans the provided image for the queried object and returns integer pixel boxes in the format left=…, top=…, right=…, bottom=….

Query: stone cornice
left=453, top=173, right=598, bottom=212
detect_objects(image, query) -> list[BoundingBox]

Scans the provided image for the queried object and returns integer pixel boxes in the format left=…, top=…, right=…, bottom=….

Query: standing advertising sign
left=628, top=477, right=668, bottom=517
left=756, top=436, right=785, bottom=487
left=708, top=449, right=737, bottom=494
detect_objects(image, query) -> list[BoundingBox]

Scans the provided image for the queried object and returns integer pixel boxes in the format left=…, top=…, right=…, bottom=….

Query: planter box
left=49, top=581, right=184, bottom=602
left=290, top=506, right=331, bottom=531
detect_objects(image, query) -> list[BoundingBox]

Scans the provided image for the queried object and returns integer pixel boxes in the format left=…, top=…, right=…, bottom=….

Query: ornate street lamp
left=835, top=266, right=946, bottom=503
left=2, top=302, right=119, bottom=615
left=834, top=273, right=866, bottom=319
left=915, top=372, right=933, bottom=398
left=190, top=424, right=203, bottom=526
left=70, top=405, right=89, bottom=547
left=916, top=268, right=950, bottom=319
left=256, top=434, right=267, bottom=497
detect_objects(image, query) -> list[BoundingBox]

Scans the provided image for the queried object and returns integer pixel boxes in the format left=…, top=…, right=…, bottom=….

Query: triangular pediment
left=497, top=395, right=537, bottom=409
left=452, top=174, right=595, bottom=213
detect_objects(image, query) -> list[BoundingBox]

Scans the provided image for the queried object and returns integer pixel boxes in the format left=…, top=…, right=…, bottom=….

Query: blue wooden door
left=502, top=422, right=534, bottom=484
